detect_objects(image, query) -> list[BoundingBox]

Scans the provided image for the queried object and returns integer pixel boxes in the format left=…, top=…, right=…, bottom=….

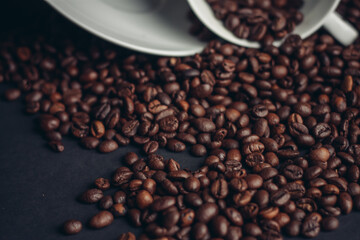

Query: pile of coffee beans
left=1, top=1, right=360, bottom=240
left=205, top=0, right=304, bottom=43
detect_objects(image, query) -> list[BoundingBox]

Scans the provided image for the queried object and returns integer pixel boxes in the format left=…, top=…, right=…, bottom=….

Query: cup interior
left=187, top=0, right=341, bottom=48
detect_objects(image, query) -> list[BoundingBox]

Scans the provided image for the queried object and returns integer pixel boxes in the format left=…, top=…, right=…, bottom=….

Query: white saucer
left=45, top=0, right=206, bottom=56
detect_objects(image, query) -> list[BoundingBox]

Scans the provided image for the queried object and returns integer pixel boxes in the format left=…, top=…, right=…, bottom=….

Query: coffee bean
left=301, top=218, right=320, bottom=238
left=192, top=222, right=209, bottom=240
left=118, top=232, right=136, bottom=240
left=271, top=189, right=290, bottom=206
left=90, top=120, right=105, bottom=138
left=244, top=223, right=262, bottom=237
left=282, top=164, right=303, bottom=180
left=122, top=120, right=139, bottom=137
left=80, top=188, right=103, bottom=203
left=211, top=178, right=229, bottom=199
left=89, top=210, right=114, bottom=229
left=152, top=196, right=176, bottom=212
left=167, top=139, right=186, bottom=152
left=339, top=192, right=353, bottom=214
left=127, top=208, right=141, bottom=227
left=159, top=116, right=179, bottom=132
left=111, top=203, right=127, bottom=217
left=190, top=144, right=207, bottom=157
left=39, top=114, right=60, bottom=132
left=161, top=207, right=179, bottom=228
left=98, top=195, right=113, bottom=210
left=196, top=202, right=219, bottom=223
left=286, top=220, right=301, bottom=237
left=95, top=178, right=110, bottom=190
left=184, top=177, right=201, bottom=192
left=309, top=147, right=330, bottom=162
left=211, top=215, right=229, bottom=237
left=321, top=216, right=339, bottom=231
left=192, top=118, right=216, bottom=132
left=98, top=139, right=118, bottom=153
left=48, top=141, right=64, bottom=152
left=4, top=88, right=21, bottom=101
left=136, top=190, right=153, bottom=209
left=63, top=219, right=82, bottom=235
left=143, top=141, right=159, bottom=155
left=245, top=174, right=263, bottom=189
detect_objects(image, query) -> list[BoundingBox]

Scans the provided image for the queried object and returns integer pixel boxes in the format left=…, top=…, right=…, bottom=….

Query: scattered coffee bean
left=4, top=88, right=21, bottom=101
left=63, top=219, right=82, bottom=235
left=89, top=211, right=114, bottom=229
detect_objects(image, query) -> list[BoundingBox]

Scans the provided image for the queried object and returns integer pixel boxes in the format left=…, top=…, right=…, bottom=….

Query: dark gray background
left=1, top=1, right=360, bottom=240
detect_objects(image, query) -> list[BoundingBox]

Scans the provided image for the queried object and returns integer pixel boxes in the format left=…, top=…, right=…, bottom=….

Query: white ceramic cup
left=188, top=0, right=359, bottom=48
left=45, top=0, right=207, bottom=56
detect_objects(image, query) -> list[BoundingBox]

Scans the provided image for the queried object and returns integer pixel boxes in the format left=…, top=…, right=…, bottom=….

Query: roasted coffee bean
left=284, top=182, right=306, bottom=199
left=260, top=167, right=278, bottom=181
left=190, top=144, right=207, bottom=157
left=111, top=203, right=127, bottom=217
left=211, top=215, right=229, bottom=237
left=245, top=153, right=265, bottom=167
left=136, top=190, right=153, bottom=209
left=80, top=188, right=103, bottom=203
left=286, top=220, right=301, bottom=237
left=211, top=178, right=229, bottom=199
left=90, top=120, right=105, bottom=138
left=48, top=141, right=65, bottom=152
left=98, top=139, right=118, bottom=153
left=4, top=88, right=21, bottom=101
left=127, top=209, right=141, bottom=227
left=71, top=120, right=89, bottom=138
left=184, top=177, right=201, bottom=192
left=162, top=207, right=180, bottom=228
left=270, top=188, right=291, bottom=207
left=122, top=120, right=139, bottom=137
left=180, top=208, right=195, bottom=227
left=99, top=196, right=113, bottom=210
left=245, top=174, right=263, bottom=189
left=339, top=192, right=353, bottom=214
left=152, top=196, right=176, bottom=212
left=244, top=223, right=262, bottom=237
left=95, top=178, right=110, bottom=191
left=192, top=118, right=216, bottom=132
left=309, top=147, right=330, bottom=162
left=143, top=141, right=159, bottom=154
left=167, top=139, right=186, bottom=152
left=89, top=211, right=114, bottom=229
left=321, top=216, right=339, bottom=231
left=63, top=219, right=82, bottom=235
left=118, top=232, right=136, bottom=240
left=196, top=202, right=219, bottom=223
left=159, top=116, right=179, bottom=132
left=301, top=218, right=320, bottom=238
left=192, top=222, right=209, bottom=240
left=113, top=191, right=127, bottom=204
left=112, top=168, right=133, bottom=186
left=80, top=136, right=99, bottom=149
left=39, top=115, right=60, bottom=132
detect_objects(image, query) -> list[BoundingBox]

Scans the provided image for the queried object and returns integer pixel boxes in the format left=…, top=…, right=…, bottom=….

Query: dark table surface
left=1, top=1, right=360, bottom=240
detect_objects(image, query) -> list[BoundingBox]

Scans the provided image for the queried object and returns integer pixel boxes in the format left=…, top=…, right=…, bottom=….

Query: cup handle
left=323, top=12, right=358, bottom=46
